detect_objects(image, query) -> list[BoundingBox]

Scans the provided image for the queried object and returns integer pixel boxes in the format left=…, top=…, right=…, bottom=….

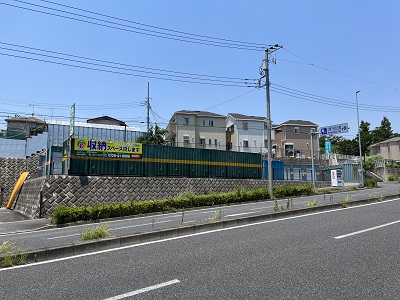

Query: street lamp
left=356, top=90, right=364, bottom=187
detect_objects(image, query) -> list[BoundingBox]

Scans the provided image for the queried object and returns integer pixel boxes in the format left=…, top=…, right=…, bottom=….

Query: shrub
left=388, top=174, right=396, bottom=181
left=50, top=184, right=314, bottom=224
left=364, top=178, right=378, bottom=188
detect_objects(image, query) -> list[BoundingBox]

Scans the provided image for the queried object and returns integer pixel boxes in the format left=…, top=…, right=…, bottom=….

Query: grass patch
left=0, top=241, right=27, bottom=268
left=81, top=225, right=110, bottom=241
left=305, top=199, right=318, bottom=207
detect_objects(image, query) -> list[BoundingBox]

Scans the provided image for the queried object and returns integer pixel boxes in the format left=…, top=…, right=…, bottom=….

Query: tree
left=137, top=124, right=169, bottom=145
left=371, top=117, right=393, bottom=144
left=357, top=120, right=372, bottom=157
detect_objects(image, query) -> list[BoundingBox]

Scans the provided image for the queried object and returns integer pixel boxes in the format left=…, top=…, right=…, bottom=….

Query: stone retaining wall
left=387, top=167, right=400, bottom=178
left=0, top=155, right=40, bottom=207
left=13, top=175, right=330, bottom=218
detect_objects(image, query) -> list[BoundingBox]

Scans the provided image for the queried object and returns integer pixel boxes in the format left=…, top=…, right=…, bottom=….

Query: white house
left=226, top=113, right=275, bottom=153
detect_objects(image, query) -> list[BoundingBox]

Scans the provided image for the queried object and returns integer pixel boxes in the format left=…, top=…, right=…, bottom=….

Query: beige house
left=369, top=137, right=400, bottom=161
left=273, top=120, right=319, bottom=158
left=166, top=110, right=226, bottom=150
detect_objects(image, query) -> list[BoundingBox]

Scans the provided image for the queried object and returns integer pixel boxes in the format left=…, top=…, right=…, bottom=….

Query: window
left=214, top=139, right=218, bottom=146
left=285, top=144, right=294, bottom=157
left=294, top=127, right=299, bottom=134
left=209, top=120, right=214, bottom=127
left=200, top=138, right=205, bottom=145
left=209, top=139, right=212, bottom=145
left=183, top=136, right=189, bottom=144
left=243, top=122, right=248, bottom=130
left=183, top=117, right=189, bottom=125
left=243, top=140, right=249, bottom=148
left=202, top=120, right=206, bottom=126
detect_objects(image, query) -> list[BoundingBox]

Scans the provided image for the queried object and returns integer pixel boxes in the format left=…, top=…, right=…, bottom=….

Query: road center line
left=47, top=233, right=80, bottom=240
left=112, top=220, right=172, bottom=230
left=334, top=220, right=400, bottom=239
left=4, top=198, right=399, bottom=271
left=102, top=279, right=180, bottom=299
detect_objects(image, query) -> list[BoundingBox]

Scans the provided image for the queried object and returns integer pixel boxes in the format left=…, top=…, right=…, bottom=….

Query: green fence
left=64, top=139, right=262, bottom=179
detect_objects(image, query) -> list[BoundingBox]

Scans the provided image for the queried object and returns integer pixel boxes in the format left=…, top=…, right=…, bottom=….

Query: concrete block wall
left=13, top=175, right=330, bottom=218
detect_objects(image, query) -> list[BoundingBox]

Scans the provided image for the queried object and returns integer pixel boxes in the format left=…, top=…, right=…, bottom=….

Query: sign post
left=319, top=123, right=349, bottom=136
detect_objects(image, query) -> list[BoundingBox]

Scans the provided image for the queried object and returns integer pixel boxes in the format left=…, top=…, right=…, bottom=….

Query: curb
left=16, top=193, right=399, bottom=264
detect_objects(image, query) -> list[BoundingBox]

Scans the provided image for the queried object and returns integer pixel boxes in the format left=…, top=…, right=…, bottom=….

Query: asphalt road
left=1, top=197, right=399, bottom=299
left=1, top=182, right=399, bottom=252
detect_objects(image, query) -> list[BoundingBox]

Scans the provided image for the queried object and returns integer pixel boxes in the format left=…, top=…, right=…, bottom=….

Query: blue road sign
left=325, top=140, right=332, bottom=153
left=319, top=123, right=349, bottom=136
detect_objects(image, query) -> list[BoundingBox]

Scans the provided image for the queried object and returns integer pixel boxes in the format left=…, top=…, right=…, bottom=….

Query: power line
left=2, top=0, right=271, bottom=51
left=0, top=42, right=256, bottom=82
left=39, top=0, right=268, bottom=48
left=282, top=47, right=400, bottom=91
left=270, top=83, right=400, bottom=113
left=0, top=51, right=253, bottom=87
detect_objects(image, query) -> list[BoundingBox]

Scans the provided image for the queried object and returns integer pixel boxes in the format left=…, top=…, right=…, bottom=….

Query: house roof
left=174, top=110, right=225, bottom=118
left=46, top=119, right=141, bottom=131
left=278, top=120, right=317, bottom=126
left=228, top=113, right=266, bottom=121
left=87, top=116, right=126, bottom=125
left=369, top=136, right=400, bottom=148
left=5, top=116, right=46, bottom=124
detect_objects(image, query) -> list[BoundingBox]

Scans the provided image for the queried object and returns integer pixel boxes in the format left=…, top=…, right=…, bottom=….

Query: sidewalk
left=0, top=208, right=51, bottom=235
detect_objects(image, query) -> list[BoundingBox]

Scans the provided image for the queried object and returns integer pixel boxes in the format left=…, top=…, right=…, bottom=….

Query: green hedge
left=51, top=184, right=315, bottom=224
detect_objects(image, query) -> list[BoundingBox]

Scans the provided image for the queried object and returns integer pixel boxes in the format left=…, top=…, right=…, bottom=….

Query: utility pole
left=356, top=90, right=364, bottom=187
left=146, top=82, right=150, bottom=133
left=310, top=129, right=317, bottom=191
left=259, top=44, right=282, bottom=198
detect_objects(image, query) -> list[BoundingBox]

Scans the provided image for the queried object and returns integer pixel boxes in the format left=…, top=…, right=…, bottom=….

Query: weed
left=286, top=198, right=293, bottom=210
left=0, top=241, right=27, bottom=268
left=81, top=225, right=110, bottom=241
left=305, top=199, right=318, bottom=207
left=210, top=209, right=222, bottom=221
left=273, top=199, right=279, bottom=212
left=152, top=218, right=155, bottom=229
left=330, top=195, right=333, bottom=203
left=181, top=210, right=185, bottom=225
left=377, top=196, right=384, bottom=202
left=346, top=186, right=358, bottom=191
left=341, top=195, right=351, bottom=208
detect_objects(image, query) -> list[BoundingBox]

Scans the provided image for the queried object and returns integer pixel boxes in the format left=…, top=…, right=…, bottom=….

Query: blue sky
left=1, top=0, right=399, bottom=139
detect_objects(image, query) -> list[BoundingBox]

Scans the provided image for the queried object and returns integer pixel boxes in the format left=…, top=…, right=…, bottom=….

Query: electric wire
left=1, top=0, right=270, bottom=51
left=0, top=51, right=252, bottom=87
left=282, top=47, right=400, bottom=91
left=39, top=0, right=267, bottom=48
left=0, top=45, right=254, bottom=85
left=0, top=42, right=257, bottom=82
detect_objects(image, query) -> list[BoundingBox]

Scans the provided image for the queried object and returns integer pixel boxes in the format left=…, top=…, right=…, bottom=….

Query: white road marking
left=103, top=279, right=180, bottom=299
left=112, top=220, right=172, bottom=230
left=47, top=233, right=80, bottom=240
left=334, top=220, right=400, bottom=239
left=225, top=212, right=254, bottom=217
left=2, top=198, right=399, bottom=271
left=47, top=220, right=173, bottom=240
